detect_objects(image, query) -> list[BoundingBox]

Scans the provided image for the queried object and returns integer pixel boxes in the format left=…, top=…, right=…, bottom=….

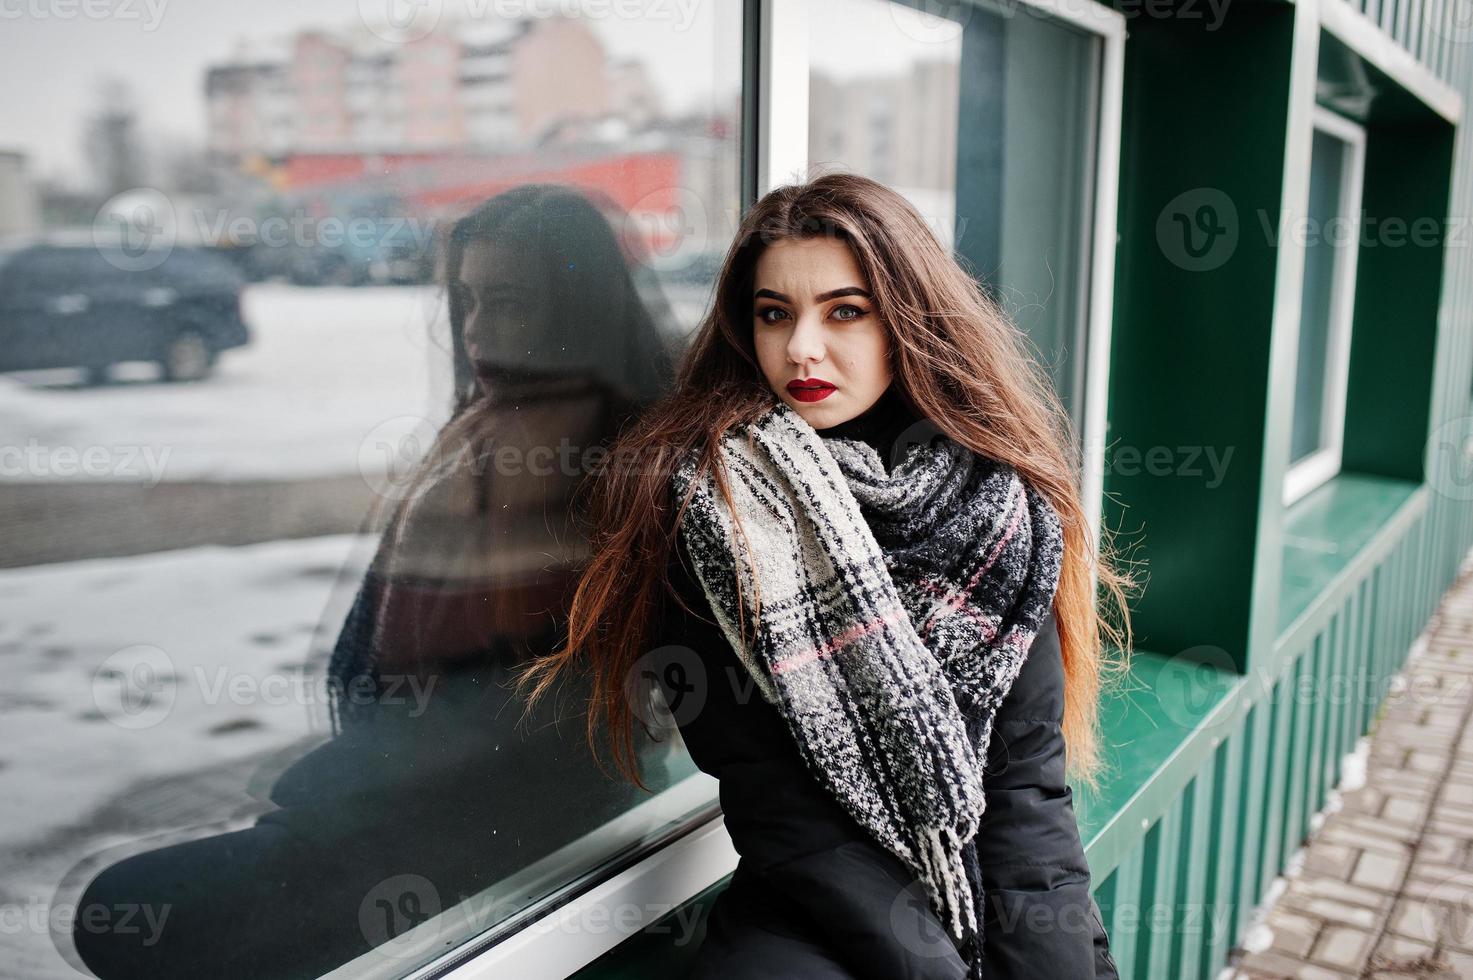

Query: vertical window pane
left=1292, top=127, right=1349, bottom=465
left=807, top=0, right=1100, bottom=425
left=0, top=5, right=739, bottom=977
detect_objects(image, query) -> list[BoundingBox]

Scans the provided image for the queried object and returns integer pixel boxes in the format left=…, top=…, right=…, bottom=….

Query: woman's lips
left=787, top=379, right=836, bottom=403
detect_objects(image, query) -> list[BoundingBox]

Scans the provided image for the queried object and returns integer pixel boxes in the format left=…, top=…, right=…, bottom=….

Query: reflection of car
left=226, top=215, right=437, bottom=287
left=0, top=241, right=251, bottom=383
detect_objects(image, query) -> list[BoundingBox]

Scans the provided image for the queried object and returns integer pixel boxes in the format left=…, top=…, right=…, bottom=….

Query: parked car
left=0, top=239, right=251, bottom=383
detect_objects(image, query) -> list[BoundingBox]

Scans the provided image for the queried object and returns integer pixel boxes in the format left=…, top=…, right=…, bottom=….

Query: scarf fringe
left=920, top=824, right=978, bottom=942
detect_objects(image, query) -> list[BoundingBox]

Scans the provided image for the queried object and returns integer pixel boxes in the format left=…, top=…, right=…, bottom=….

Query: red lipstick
left=787, top=378, right=836, bottom=403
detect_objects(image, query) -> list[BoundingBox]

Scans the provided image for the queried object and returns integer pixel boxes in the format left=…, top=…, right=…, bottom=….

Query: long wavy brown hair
left=514, top=171, right=1139, bottom=793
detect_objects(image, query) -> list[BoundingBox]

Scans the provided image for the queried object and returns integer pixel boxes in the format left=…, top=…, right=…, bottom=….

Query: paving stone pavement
left=1223, top=565, right=1473, bottom=979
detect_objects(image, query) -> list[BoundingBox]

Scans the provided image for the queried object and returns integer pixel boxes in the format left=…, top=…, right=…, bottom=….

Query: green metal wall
left=1081, top=0, right=1473, bottom=974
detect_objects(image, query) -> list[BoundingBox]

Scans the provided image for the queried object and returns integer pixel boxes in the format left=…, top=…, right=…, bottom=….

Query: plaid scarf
left=671, top=398, right=1065, bottom=976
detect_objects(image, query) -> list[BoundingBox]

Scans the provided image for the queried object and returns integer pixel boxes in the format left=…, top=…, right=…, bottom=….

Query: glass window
left=0, top=4, right=740, bottom=977
left=1285, top=109, right=1365, bottom=505
left=806, top=0, right=1101, bottom=427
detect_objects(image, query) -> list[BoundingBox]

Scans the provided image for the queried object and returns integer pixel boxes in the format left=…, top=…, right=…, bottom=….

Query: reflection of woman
left=329, top=183, right=676, bottom=722
left=517, top=173, right=1136, bottom=978
left=71, top=184, right=684, bottom=980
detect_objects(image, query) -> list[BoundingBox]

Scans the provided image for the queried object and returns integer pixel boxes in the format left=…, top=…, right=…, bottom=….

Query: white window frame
left=400, top=1, right=1127, bottom=977
left=1283, top=105, right=1366, bottom=508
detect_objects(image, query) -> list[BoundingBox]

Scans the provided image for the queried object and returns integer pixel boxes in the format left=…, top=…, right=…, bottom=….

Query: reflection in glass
left=70, top=183, right=698, bottom=980
left=0, top=5, right=740, bottom=978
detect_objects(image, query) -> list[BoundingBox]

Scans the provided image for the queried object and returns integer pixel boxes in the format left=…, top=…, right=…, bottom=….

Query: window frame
left=426, top=0, right=1127, bottom=976
left=1283, top=104, right=1368, bottom=508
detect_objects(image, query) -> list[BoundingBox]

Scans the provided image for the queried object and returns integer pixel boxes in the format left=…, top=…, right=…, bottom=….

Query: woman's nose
left=787, top=313, right=826, bottom=363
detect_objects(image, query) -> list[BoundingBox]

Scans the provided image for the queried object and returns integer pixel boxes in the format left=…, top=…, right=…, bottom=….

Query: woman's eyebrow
left=754, top=287, right=872, bottom=303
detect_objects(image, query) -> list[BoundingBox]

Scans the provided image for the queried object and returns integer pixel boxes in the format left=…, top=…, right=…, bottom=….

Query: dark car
left=0, top=239, right=251, bottom=383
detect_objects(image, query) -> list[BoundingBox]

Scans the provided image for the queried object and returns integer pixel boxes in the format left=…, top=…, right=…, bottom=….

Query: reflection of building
left=809, top=59, right=959, bottom=192
left=204, top=16, right=660, bottom=164
left=0, top=151, right=42, bottom=236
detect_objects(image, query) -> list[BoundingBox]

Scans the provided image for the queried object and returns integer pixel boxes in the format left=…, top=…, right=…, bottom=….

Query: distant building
left=204, top=16, right=659, bottom=166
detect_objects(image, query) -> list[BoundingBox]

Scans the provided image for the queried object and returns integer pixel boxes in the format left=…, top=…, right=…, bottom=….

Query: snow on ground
left=0, top=533, right=377, bottom=977
left=0, top=284, right=453, bottom=483
left=0, top=533, right=378, bottom=850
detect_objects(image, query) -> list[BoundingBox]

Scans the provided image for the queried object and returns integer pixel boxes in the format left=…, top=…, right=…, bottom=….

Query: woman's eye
left=756, top=307, right=787, bottom=324
left=833, top=304, right=867, bottom=321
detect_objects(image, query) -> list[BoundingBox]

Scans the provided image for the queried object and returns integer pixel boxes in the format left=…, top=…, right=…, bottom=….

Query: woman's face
left=752, top=236, right=892, bottom=429
left=457, top=237, right=555, bottom=394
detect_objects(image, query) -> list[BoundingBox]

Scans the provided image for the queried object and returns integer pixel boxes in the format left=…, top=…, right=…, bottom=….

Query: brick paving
left=1224, top=564, right=1473, bottom=979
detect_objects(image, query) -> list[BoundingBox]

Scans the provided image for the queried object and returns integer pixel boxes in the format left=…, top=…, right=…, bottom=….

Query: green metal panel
left=1258, top=668, right=1293, bottom=904
left=1143, top=800, right=1183, bottom=979
left=1285, top=642, right=1313, bottom=857
left=1237, top=700, right=1270, bottom=941
left=1105, top=845, right=1144, bottom=980
left=1204, top=735, right=1244, bottom=977
left=1100, top=4, right=1298, bottom=667
left=1325, top=597, right=1348, bottom=797
left=1313, top=630, right=1337, bottom=831
left=1356, top=571, right=1376, bottom=743
left=1176, top=768, right=1214, bottom=980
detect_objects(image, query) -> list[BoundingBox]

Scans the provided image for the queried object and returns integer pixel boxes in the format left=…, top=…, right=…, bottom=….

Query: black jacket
left=652, top=424, right=1119, bottom=979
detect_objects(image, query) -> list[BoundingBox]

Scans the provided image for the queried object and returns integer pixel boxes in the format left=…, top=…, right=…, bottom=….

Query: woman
left=328, top=182, right=677, bottom=728
left=517, top=172, right=1136, bottom=978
